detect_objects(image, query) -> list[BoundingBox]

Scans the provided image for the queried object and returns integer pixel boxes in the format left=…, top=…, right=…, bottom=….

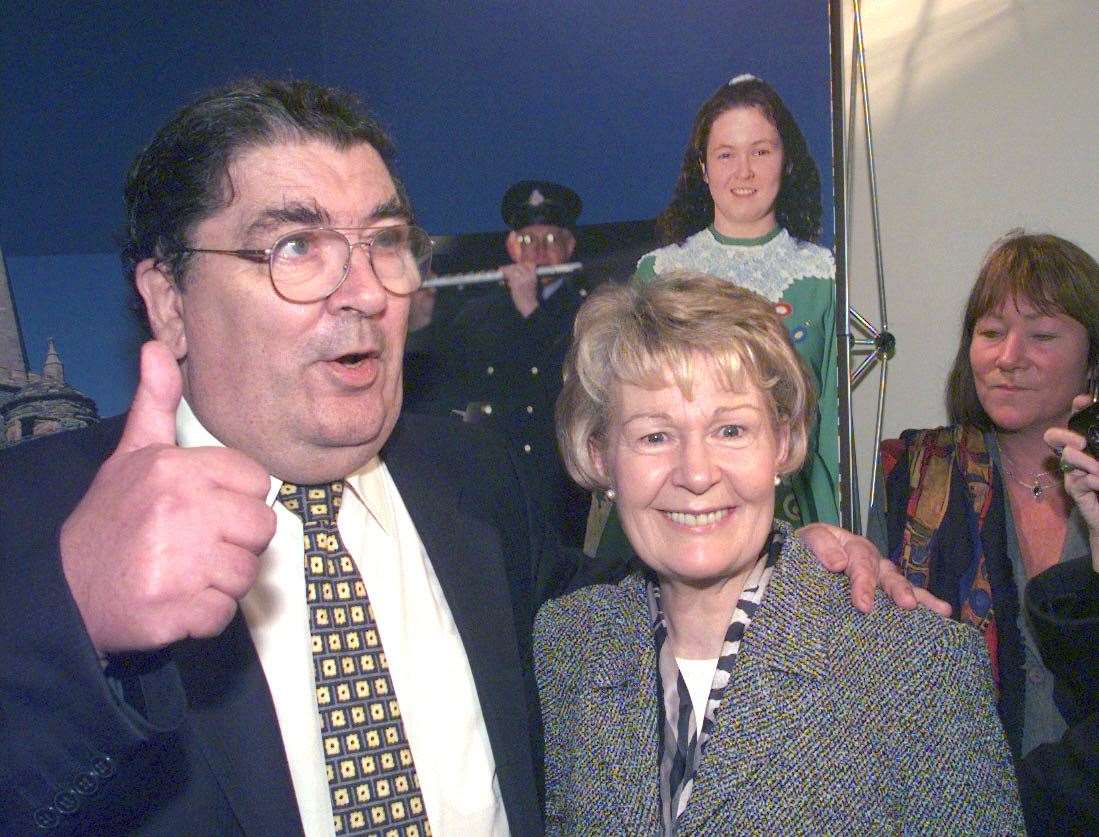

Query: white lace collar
left=649, top=227, right=834, bottom=302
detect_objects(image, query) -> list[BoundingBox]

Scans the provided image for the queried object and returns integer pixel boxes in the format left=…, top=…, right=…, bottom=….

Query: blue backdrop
left=1, top=1, right=833, bottom=416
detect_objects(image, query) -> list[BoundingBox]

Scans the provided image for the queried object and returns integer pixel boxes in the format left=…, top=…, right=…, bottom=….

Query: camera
left=1067, top=401, right=1099, bottom=460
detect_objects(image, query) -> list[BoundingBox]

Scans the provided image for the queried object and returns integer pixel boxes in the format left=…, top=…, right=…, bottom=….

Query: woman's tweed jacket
left=534, top=533, right=1024, bottom=835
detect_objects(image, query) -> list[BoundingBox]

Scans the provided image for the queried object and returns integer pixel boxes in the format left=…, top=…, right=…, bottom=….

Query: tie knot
left=278, top=480, right=344, bottom=525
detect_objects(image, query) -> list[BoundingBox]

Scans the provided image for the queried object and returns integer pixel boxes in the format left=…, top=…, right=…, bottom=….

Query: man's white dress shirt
left=176, top=399, right=508, bottom=836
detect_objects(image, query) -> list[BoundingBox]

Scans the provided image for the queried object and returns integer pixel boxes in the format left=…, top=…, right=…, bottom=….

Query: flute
left=422, top=262, right=582, bottom=289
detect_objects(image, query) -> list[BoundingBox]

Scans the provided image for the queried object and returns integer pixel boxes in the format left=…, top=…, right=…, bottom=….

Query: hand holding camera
left=1067, top=399, right=1099, bottom=460
left=1046, top=394, right=1099, bottom=570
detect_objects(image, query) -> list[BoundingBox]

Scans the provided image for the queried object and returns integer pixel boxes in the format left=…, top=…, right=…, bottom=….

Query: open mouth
left=664, top=509, right=730, bottom=527
left=334, top=352, right=372, bottom=367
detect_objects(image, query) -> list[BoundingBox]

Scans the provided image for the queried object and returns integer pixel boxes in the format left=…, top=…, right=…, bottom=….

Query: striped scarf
left=648, top=528, right=784, bottom=835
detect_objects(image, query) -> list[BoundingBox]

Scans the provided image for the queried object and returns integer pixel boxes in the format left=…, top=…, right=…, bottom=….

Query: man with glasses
left=0, top=78, right=548, bottom=836
left=406, top=180, right=593, bottom=550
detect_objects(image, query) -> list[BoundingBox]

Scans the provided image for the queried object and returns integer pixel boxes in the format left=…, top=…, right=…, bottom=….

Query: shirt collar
left=344, top=459, right=396, bottom=537
left=174, top=396, right=394, bottom=535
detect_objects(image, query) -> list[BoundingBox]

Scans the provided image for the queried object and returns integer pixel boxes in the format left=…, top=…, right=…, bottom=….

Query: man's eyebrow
left=244, top=203, right=329, bottom=240
left=367, top=195, right=409, bottom=224
left=241, top=195, right=407, bottom=241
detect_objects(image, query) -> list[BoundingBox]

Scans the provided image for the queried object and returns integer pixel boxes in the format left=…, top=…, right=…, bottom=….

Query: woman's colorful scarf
left=881, top=425, right=1000, bottom=680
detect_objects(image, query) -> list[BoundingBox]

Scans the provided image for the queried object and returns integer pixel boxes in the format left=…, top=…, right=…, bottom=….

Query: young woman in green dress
left=588, top=75, right=838, bottom=563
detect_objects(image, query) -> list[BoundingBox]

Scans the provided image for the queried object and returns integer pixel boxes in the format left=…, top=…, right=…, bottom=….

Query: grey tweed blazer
left=534, top=533, right=1024, bottom=835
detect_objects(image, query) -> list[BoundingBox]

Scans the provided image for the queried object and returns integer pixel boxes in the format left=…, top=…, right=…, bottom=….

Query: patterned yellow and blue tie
left=278, top=481, right=431, bottom=837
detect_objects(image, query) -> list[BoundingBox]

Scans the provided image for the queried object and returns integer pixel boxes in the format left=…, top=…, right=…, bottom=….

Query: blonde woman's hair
left=556, top=272, right=815, bottom=490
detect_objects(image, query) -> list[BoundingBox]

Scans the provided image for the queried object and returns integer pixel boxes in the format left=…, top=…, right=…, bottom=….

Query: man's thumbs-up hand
left=60, top=341, right=277, bottom=656
left=115, top=338, right=183, bottom=454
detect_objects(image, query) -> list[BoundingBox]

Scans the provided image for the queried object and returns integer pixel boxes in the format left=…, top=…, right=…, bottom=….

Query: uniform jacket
left=404, top=279, right=591, bottom=548
left=534, top=534, right=1024, bottom=835
left=0, top=412, right=556, bottom=835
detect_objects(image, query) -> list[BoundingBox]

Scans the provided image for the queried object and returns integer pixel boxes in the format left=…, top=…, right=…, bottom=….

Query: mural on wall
left=1, top=3, right=836, bottom=504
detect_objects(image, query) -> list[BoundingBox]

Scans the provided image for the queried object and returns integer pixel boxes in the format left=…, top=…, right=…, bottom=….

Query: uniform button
left=91, top=755, right=116, bottom=778
left=53, top=789, right=79, bottom=814
left=523, top=444, right=532, bottom=453
left=74, top=772, right=99, bottom=796
left=579, top=288, right=588, bottom=297
left=33, top=807, right=60, bottom=830
left=526, top=405, right=534, bottom=414
left=486, top=365, right=494, bottom=375
left=482, top=404, right=493, bottom=415
left=530, top=366, right=539, bottom=376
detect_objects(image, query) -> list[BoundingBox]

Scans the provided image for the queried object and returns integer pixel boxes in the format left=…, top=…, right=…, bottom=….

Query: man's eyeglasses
left=515, top=231, right=566, bottom=250
left=178, top=224, right=433, bottom=302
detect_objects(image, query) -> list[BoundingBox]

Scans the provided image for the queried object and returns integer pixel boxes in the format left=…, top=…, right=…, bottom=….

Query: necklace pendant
left=1032, top=482, right=1044, bottom=500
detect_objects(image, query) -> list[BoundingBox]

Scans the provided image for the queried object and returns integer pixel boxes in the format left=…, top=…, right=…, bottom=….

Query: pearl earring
left=774, top=475, right=781, bottom=486
left=605, top=487, right=617, bottom=502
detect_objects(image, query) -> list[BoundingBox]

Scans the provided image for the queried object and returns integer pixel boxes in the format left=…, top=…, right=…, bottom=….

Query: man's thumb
left=117, top=341, right=183, bottom=453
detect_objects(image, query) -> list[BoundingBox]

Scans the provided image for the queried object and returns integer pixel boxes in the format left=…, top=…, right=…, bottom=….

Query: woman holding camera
left=867, top=230, right=1099, bottom=830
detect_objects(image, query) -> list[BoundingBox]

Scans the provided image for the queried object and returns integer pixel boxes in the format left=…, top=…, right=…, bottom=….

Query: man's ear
left=134, top=258, right=187, bottom=360
left=504, top=231, right=523, bottom=263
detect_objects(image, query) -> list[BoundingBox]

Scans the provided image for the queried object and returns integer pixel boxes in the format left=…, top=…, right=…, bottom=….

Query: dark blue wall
left=1, top=1, right=833, bottom=414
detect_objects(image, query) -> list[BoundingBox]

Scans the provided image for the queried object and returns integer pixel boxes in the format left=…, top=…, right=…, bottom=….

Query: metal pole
left=829, top=0, right=856, bottom=531
left=854, top=0, right=890, bottom=334
left=834, top=0, right=897, bottom=533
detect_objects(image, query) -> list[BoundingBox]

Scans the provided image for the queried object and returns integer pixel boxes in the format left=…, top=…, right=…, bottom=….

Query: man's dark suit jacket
left=0, top=412, right=567, bottom=835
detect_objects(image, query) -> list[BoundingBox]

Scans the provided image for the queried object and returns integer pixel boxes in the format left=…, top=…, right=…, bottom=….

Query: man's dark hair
left=656, top=77, right=822, bottom=246
left=122, top=77, right=413, bottom=326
